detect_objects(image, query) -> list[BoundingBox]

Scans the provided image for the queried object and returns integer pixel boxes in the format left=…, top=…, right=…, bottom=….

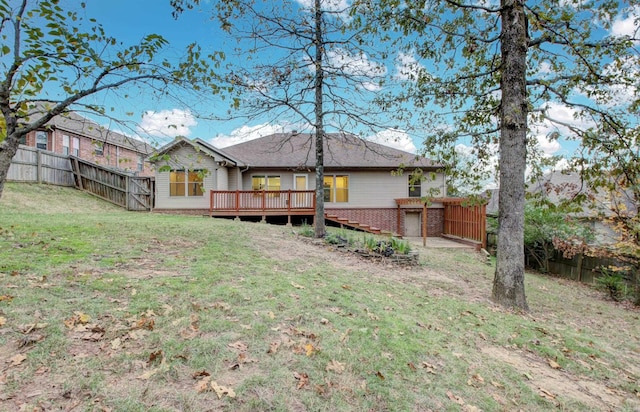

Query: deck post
left=422, top=203, right=427, bottom=247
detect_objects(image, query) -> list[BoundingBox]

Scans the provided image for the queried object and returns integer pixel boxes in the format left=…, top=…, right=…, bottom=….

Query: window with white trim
left=36, top=131, right=48, bottom=150
left=62, top=135, right=70, bottom=155
left=252, top=175, right=281, bottom=191
left=72, top=137, right=80, bottom=157
left=408, top=176, right=422, bottom=198
left=170, top=170, right=204, bottom=197
left=324, top=175, right=349, bottom=203
left=94, top=141, right=104, bottom=156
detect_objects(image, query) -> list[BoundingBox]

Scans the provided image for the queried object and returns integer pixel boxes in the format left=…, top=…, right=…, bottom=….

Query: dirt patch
left=480, top=345, right=636, bottom=410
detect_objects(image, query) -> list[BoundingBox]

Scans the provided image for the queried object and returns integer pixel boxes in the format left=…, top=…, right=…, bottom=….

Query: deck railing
left=210, top=190, right=316, bottom=215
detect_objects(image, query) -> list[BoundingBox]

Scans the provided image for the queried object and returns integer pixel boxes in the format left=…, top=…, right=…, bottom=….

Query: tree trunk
left=0, top=134, right=20, bottom=199
left=492, top=0, right=529, bottom=310
left=313, top=0, right=326, bottom=238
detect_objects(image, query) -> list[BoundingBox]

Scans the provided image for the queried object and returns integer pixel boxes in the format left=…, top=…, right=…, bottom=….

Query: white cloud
left=530, top=101, right=594, bottom=155
left=366, top=129, right=417, bottom=153
left=611, top=5, right=640, bottom=38
left=325, top=49, right=387, bottom=84
left=394, top=52, right=427, bottom=81
left=138, top=109, right=197, bottom=138
left=537, top=61, right=553, bottom=75
left=295, top=0, right=350, bottom=13
left=210, top=123, right=302, bottom=148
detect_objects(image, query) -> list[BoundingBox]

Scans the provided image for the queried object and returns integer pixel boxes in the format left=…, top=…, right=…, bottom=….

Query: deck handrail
left=210, top=189, right=316, bottom=214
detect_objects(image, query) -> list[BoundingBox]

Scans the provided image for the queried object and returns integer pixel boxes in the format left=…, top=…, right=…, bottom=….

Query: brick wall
left=326, top=207, right=444, bottom=236
left=24, top=129, right=153, bottom=176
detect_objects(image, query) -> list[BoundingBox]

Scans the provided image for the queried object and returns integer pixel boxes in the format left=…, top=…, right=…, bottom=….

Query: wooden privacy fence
left=7, top=145, right=75, bottom=186
left=442, top=199, right=487, bottom=248
left=70, top=157, right=154, bottom=211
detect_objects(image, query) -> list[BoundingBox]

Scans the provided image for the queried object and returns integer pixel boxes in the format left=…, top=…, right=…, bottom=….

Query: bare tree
left=172, top=0, right=397, bottom=238
left=0, top=0, right=220, bottom=198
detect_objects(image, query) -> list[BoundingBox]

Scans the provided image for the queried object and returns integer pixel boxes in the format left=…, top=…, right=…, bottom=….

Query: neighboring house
left=151, top=132, right=450, bottom=237
left=20, top=105, right=154, bottom=176
left=528, top=171, right=636, bottom=245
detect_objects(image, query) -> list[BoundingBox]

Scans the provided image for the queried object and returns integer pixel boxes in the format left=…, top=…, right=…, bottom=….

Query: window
left=324, top=175, right=349, bottom=203
left=36, top=131, right=48, bottom=150
left=408, top=177, right=422, bottom=198
left=62, top=135, right=70, bottom=155
left=94, top=141, right=104, bottom=156
left=137, top=154, right=144, bottom=172
left=170, top=170, right=204, bottom=197
left=251, top=176, right=281, bottom=191
left=72, top=137, right=80, bottom=157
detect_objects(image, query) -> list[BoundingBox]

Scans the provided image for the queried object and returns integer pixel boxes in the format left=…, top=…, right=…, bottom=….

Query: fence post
left=125, top=176, right=130, bottom=210
left=36, top=149, right=42, bottom=183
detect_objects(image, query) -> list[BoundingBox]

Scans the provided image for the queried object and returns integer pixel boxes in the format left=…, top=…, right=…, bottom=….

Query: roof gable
left=151, top=137, right=239, bottom=166
left=221, top=132, right=438, bottom=169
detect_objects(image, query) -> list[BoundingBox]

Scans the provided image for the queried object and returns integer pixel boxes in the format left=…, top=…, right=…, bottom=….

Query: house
left=20, top=104, right=154, bottom=176
left=528, top=170, right=636, bottom=246
left=151, top=132, right=453, bottom=237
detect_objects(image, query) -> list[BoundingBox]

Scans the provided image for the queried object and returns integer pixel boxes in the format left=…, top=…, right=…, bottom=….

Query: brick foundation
left=326, top=207, right=444, bottom=237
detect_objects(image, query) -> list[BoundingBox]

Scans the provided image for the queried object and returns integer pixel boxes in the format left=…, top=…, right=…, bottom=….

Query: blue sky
left=48, top=1, right=640, bottom=183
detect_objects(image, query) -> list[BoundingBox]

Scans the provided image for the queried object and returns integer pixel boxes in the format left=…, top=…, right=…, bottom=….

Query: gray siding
left=155, top=145, right=218, bottom=209
left=236, top=168, right=445, bottom=208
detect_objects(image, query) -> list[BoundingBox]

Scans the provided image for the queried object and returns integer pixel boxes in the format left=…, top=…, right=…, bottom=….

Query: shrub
left=298, top=222, right=315, bottom=238
left=596, top=268, right=626, bottom=302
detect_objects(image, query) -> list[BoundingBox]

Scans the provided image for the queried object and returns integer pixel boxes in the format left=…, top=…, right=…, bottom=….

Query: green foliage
left=0, top=0, right=223, bottom=197
left=595, top=268, right=627, bottom=302
left=523, top=202, right=593, bottom=272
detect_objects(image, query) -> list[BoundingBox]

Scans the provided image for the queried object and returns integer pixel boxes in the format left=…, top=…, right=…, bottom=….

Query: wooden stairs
left=324, top=213, right=399, bottom=237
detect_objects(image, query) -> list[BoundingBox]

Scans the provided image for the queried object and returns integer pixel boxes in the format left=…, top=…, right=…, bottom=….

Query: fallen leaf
left=422, top=362, right=437, bottom=374
left=341, top=284, right=351, bottom=290
left=267, top=341, right=280, bottom=354
left=0, top=317, right=6, bottom=326
left=211, top=381, right=236, bottom=399
left=132, top=316, right=154, bottom=331
left=148, top=350, right=163, bottom=365
left=446, top=391, right=465, bottom=406
left=267, top=311, right=275, bottom=319
left=0, top=295, right=14, bottom=302
left=407, top=362, right=417, bottom=372
left=320, top=318, right=329, bottom=325
left=375, top=371, right=385, bottom=380
left=293, top=371, right=309, bottom=389
left=491, top=380, right=504, bottom=389
left=228, top=341, right=248, bottom=352
left=326, top=360, right=345, bottom=374
left=195, top=376, right=211, bottom=393
left=304, top=343, right=316, bottom=357
left=291, top=282, right=305, bottom=289
left=111, top=338, right=122, bottom=350
left=240, top=324, right=252, bottom=330
left=192, top=370, right=210, bottom=379
left=539, top=388, right=556, bottom=400
left=548, top=359, right=561, bottom=369
left=10, top=354, right=26, bottom=366
left=137, top=367, right=159, bottom=380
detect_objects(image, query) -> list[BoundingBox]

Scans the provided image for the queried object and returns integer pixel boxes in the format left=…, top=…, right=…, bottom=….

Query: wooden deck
left=209, top=190, right=316, bottom=217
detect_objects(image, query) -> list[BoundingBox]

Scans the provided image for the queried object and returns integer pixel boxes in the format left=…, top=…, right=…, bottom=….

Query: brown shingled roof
left=25, top=102, right=153, bottom=155
left=221, top=132, right=439, bottom=169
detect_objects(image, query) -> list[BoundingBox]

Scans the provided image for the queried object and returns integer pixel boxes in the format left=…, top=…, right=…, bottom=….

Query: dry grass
left=0, top=183, right=639, bottom=411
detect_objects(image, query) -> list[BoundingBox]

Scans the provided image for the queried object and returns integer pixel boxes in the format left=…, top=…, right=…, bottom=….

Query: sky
left=23, top=1, right=640, bottom=187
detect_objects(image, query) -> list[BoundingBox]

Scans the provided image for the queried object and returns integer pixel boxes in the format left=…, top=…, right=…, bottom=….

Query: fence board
left=70, top=157, right=153, bottom=211
left=8, top=145, right=74, bottom=186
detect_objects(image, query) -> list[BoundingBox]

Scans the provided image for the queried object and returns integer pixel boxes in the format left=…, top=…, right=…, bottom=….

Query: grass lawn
left=0, top=183, right=639, bottom=411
